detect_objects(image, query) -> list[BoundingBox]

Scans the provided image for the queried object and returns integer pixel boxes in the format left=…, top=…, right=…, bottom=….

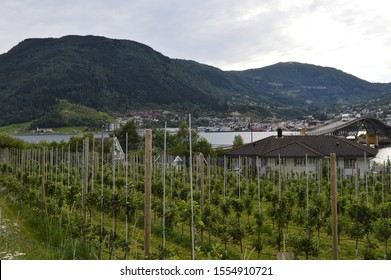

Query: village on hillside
left=107, top=105, right=391, bottom=133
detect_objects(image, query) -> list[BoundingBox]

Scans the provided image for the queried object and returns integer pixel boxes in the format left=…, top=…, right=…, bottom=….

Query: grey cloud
left=0, top=0, right=390, bottom=82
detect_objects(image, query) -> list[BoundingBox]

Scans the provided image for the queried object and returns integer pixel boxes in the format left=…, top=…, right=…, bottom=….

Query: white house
left=224, top=131, right=377, bottom=178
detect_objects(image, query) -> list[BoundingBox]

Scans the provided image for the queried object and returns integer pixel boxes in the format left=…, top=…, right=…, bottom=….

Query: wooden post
left=277, top=233, right=294, bottom=259
left=257, top=156, right=261, bottom=213
left=189, top=115, right=195, bottom=260
left=355, top=160, right=359, bottom=202
left=125, top=132, right=129, bottom=246
left=224, top=155, right=227, bottom=203
left=238, top=155, right=241, bottom=199
left=91, top=138, right=95, bottom=192
left=144, top=129, right=152, bottom=257
left=162, top=124, right=167, bottom=253
left=306, top=154, right=309, bottom=214
left=41, top=148, right=47, bottom=211
left=318, top=159, right=323, bottom=193
left=330, top=153, right=338, bottom=260
left=382, top=162, right=385, bottom=205
left=20, top=150, right=25, bottom=181
left=278, top=154, right=282, bottom=200
left=5, top=148, right=9, bottom=175
left=199, top=153, right=205, bottom=211
left=198, top=153, right=205, bottom=243
left=83, top=138, right=89, bottom=224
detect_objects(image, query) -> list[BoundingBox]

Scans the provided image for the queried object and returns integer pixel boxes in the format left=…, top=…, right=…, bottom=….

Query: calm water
left=11, top=131, right=283, bottom=146
left=11, top=132, right=391, bottom=163
left=12, top=133, right=110, bottom=143
left=199, top=131, right=279, bottom=147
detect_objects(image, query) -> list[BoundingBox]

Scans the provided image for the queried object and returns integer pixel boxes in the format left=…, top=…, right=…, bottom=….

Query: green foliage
left=2, top=36, right=390, bottom=127
left=233, top=135, right=244, bottom=149
left=193, top=137, right=213, bottom=156
left=0, top=135, right=27, bottom=149
left=152, top=126, right=201, bottom=155
left=288, top=232, right=318, bottom=260
left=30, top=100, right=113, bottom=129
left=0, top=36, right=228, bottom=125
left=347, top=203, right=375, bottom=244
left=2, top=142, right=391, bottom=260
left=236, top=62, right=390, bottom=112
left=113, top=120, right=141, bottom=151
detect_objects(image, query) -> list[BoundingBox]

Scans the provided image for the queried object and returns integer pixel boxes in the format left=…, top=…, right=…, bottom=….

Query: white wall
left=257, top=156, right=369, bottom=179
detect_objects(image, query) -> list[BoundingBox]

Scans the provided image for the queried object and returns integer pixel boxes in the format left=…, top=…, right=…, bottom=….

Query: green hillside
left=231, top=62, right=391, bottom=111
left=1, top=35, right=390, bottom=126
left=0, top=36, right=229, bottom=125
left=30, top=99, right=114, bottom=129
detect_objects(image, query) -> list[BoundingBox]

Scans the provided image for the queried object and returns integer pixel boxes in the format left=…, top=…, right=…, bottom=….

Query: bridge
left=309, top=116, right=391, bottom=146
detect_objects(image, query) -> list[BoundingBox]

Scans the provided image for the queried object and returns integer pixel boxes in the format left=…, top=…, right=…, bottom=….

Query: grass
left=0, top=123, right=105, bottom=137
left=0, top=191, right=387, bottom=260
left=0, top=99, right=115, bottom=136
left=0, top=122, right=31, bottom=135
left=0, top=199, right=58, bottom=259
left=0, top=159, right=389, bottom=260
left=0, top=174, right=372, bottom=261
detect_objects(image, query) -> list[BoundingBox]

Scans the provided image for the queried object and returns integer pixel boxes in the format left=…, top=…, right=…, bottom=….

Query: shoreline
left=11, top=132, right=76, bottom=136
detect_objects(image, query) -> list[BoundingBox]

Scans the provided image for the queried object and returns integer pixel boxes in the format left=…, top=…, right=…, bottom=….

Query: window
left=275, top=158, right=285, bottom=166
left=344, top=158, right=356, bottom=169
left=294, top=158, right=306, bottom=166
left=258, top=158, right=266, bottom=167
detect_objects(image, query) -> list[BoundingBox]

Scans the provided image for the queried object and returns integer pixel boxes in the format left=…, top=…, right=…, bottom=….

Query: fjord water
left=11, top=131, right=391, bottom=163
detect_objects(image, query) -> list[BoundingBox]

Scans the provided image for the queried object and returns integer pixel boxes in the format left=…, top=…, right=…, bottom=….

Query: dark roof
left=224, top=135, right=378, bottom=158
left=262, top=141, right=324, bottom=158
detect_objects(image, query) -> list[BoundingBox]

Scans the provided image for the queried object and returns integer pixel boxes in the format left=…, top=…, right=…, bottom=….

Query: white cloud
left=0, top=0, right=390, bottom=82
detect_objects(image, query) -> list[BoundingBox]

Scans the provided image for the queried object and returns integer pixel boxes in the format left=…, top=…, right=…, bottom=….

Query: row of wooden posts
left=1, top=127, right=340, bottom=259
left=144, top=129, right=340, bottom=259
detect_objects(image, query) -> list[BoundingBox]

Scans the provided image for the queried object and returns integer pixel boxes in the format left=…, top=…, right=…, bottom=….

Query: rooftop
left=224, top=134, right=378, bottom=158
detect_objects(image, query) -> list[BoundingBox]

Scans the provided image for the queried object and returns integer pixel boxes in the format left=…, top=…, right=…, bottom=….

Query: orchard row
left=0, top=137, right=390, bottom=259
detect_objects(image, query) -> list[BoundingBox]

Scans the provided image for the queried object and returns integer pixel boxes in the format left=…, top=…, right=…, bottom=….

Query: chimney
left=277, top=128, right=283, bottom=138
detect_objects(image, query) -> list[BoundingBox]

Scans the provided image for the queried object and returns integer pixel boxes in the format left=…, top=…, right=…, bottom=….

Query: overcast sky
left=1, top=0, right=390, bottom=83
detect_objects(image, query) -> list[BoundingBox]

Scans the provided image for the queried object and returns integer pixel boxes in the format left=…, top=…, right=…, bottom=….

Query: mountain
left=232, top=62, right=391, bottom=110
left=0, top=35, right=229, bottom=126
left=165, top=60, right=391, bottom=117
left=0, top=35, right=390, bottom=127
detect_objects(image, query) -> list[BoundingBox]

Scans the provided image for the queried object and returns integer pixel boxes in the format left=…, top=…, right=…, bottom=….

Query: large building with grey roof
left=224, top=130, right=378, bottom=178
